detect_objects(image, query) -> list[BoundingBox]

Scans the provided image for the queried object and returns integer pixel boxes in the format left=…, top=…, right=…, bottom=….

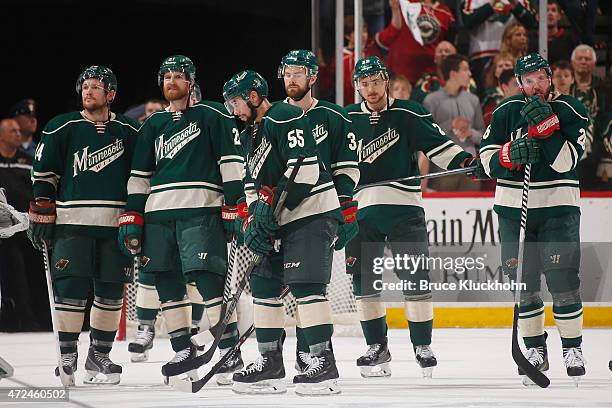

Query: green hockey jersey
left=32, top=111, right=140, bottom=237
left=241, top=102, right=342, bottom=231
left=479, top=93, right=589, bottom=220
left=283, top=98, right=360, bottom=199
left=346, top=98, right=471, bottom=227
left=126, top=101, right=243, bottom=222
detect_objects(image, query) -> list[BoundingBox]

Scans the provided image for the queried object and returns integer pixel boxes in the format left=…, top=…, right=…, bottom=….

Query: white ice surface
left=0, top=328, right=610, bottom=408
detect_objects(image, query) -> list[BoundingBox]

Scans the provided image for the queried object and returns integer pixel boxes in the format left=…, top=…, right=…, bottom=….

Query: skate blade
left=130, top=351, right=149, bottom=363
left=421, top=367, right=434, bottom=379
left=359, top=363, right=392, bottom=378
left=295, top=379, right=341, bottom=396
left=54, top=367, right=75, bottom=387
left=232, top=379, right=287, bottom=394
left=191, top=330, right=214, bottom=347
left=84, top=371, right=120, bottom=385
left=215, top=373, right=233, bottom=386
left=0, top=357, right=14, bottom=378
left=570, top=375, right=583, bottom=387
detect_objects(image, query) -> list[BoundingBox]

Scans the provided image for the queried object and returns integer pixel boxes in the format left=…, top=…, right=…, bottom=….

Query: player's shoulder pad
left=389, top=98, right=432, bottom=117
left=265, top=101, right=305, bottom=124
left=311, top=100, right=351, bottom=123
left=491, top=94, right=524, bottom=118
left=550, top=94, right=589, bottom=122
left=41, top=111, right=84, bottom=135
left=193, top=100, right=234, bottom=119
left=139, top=108, right=168, bottom=128
left=112, top=113, right=141, bottom=131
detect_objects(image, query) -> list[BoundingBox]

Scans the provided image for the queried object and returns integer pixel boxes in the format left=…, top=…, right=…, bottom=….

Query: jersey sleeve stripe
left=130, top=170, right=154, bottom=177
left=150, top=181, right=223, bottom=192
left=424, top=140, right=453, bottom=158
left=127, top=176, right=151, bottom=195
left=42, top=119, right=88, bottom=135
left=332, top=167, right=360, bottom=185
left=219, top=162, right=244, bottom=182
left=427, top=143, right=464, bottom=169
left=284, top=160, right=319, bottom=185
left=551, top=100, right=589, bottom=121
left=330, top=161, right=359, bottom=168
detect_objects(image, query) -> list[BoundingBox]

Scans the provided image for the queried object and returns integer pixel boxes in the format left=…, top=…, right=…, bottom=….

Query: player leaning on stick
left=119, top=55, right=244, bottom=381
left=223, top=70, right=344, bottom=396
left=345, top=56, right=478, bottom=379
left=29, top=66, right=139, bottom=385
left=479, top=52, right=588, bottom=386
left=278, top=49, right=360, bottom=373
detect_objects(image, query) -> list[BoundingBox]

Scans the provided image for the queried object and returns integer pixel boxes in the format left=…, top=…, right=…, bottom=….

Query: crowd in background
left=0, top=0, right=610, bottom=332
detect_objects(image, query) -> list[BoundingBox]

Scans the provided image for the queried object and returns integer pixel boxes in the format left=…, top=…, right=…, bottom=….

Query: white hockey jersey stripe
left=219, top=161, right=244, bottom=183
left=56, top=200, right=125, bottom=207
left=127, top=176, right=151, bottom=195
left=150, top=181, right=222, bottom=192
left=56, top=206, right=122, bottom=228
left=278, top=185, right=339, bottom=226
left=145, top=188, right=223, bottom=213
left=355, top=185, right=422, bottom=209
left=495, top=184, right=579, bottom=209
left=428, top=143, right=465, bottom=170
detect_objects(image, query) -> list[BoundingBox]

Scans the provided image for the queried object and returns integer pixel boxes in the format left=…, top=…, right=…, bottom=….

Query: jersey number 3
left=288, top=129, right=305, bottom=148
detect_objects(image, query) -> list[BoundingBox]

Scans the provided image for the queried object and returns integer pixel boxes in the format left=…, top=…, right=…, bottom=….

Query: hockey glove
left=334, top=200, right=359, bottom=250
left=243, top=214, right=273, bottom=256
left=521, top=95, right=560, bottom=139
left=464, top=157, right=490, bottom=180
left=27, top=199, right=56, bottom=251
left=221, top=203, right=239, bottom=242
left=118, top=211, right=144, bottom=257
left=233, top=197, right=249, bottom=244
left=499, top=138, right=541, bottom=170
left=252, top=186, right=279, bottom=236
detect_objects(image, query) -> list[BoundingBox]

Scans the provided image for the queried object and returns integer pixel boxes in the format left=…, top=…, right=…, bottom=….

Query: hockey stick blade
left=511, top=305, right=550, bottom=388
left=191, top=329, right=216, bottom=348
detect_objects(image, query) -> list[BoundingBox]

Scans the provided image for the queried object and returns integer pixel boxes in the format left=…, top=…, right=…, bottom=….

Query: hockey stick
left=42, top=241, right=75, bottom=387
left=166, top=155, right=306, bottom=376
left=0, top=356, right=14, bottom=379
left=357, top=166, right=477, bottom=189
left=511, top=164, right=550, bottom=388
left=169, top=286, right=291, bottom=393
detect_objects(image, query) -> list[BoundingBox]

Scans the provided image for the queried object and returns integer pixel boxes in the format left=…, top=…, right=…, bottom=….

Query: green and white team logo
left=73, top=138, right=124, bottom=177
left=247, top=137, right=271, bottom=178
left=312, top=123, right=328, bottom=145
left=358, top=127, right=400, bottom=163
left=155, top=122, right=201, bottom=162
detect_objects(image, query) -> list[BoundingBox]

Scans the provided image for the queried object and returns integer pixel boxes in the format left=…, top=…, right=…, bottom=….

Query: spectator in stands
left=586, top=77, right=612, bottom=190
left=0, top=118, right=48, bottom=332
left=481, top=52, right=515, bottom=123
left=570, top=44, right=606, bottom=124
left=345, top=0, right=387, bottom=37
left=551, top=60, right=574, bottom=95
left=556, top=0, right=598, bottom=46
left=483, top=68, right=520, bottom=126
left=390, top=75, right=413, bottom=100
left=411, top=40, right=457, bottom=104
left=460, top=0, right=536, bottom=92
left=191, top=83, right=202, bottom=105
left=499, top=21, right=529, bottom=61
left=318, top=15, right=384, bottom=104
left=423, top=54, right=484, bottom=191
left=376, top=0, right=455, bottom=84
left=144, top=98, right=166, bottom=119
left=8, top=99, right=38, bottom=158
left=528, top=0, right=578, bottom=65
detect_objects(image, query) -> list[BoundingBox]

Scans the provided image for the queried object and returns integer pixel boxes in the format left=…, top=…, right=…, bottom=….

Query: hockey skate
left=295, top=350, right=311, bottom=374
left=563, top=347, right=585, bottom=386
left=232, top=350, right=286, bottom=394
left=161, top=345, right=200, bottom=385
left=294, top=348, right=340, bottom=396
left=128, top=324, right=155, bottom=363
left=0, top=356, right=14, bottom=380
left=519, top=345, right=549, bottom=386
left=53, top=352, right=77, bottom=386
left=215, top=348, right=244, bottom=386
left=414, top=345, right=437, bottom=378
left=84, top=347, right=122, bottom=385
left=356, top=339, right=392, bottom=378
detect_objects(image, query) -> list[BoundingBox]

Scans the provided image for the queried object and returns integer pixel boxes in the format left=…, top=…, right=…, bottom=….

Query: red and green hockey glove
left=252, top=185, right=279, bottom=236
left=118, top=211, right=144, bottom=257
left=27, top=199, right=56, bottom=251
left=334, top=199, right=359, bottom=250
left=221, top=203, right=238, bottom=242
left=499, top=138, right=541, bottom=170
left=521, top=95, right=560, bottom=139
left=243, top=214, right=273, bottom=256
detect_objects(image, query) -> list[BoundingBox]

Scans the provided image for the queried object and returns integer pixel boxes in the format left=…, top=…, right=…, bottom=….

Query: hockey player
left=28, top=66, right=139, bottom=385
left=278, top=49, right=360, bottom=372
left=119, top=55, right=244, bottom=381
left=223, top=70, right=344, bottom=395
left=127, top=76, right=208, bottom=366
left=479, top=52, right=588, bottom=385
left=345, top=56, right=474, bottom=378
